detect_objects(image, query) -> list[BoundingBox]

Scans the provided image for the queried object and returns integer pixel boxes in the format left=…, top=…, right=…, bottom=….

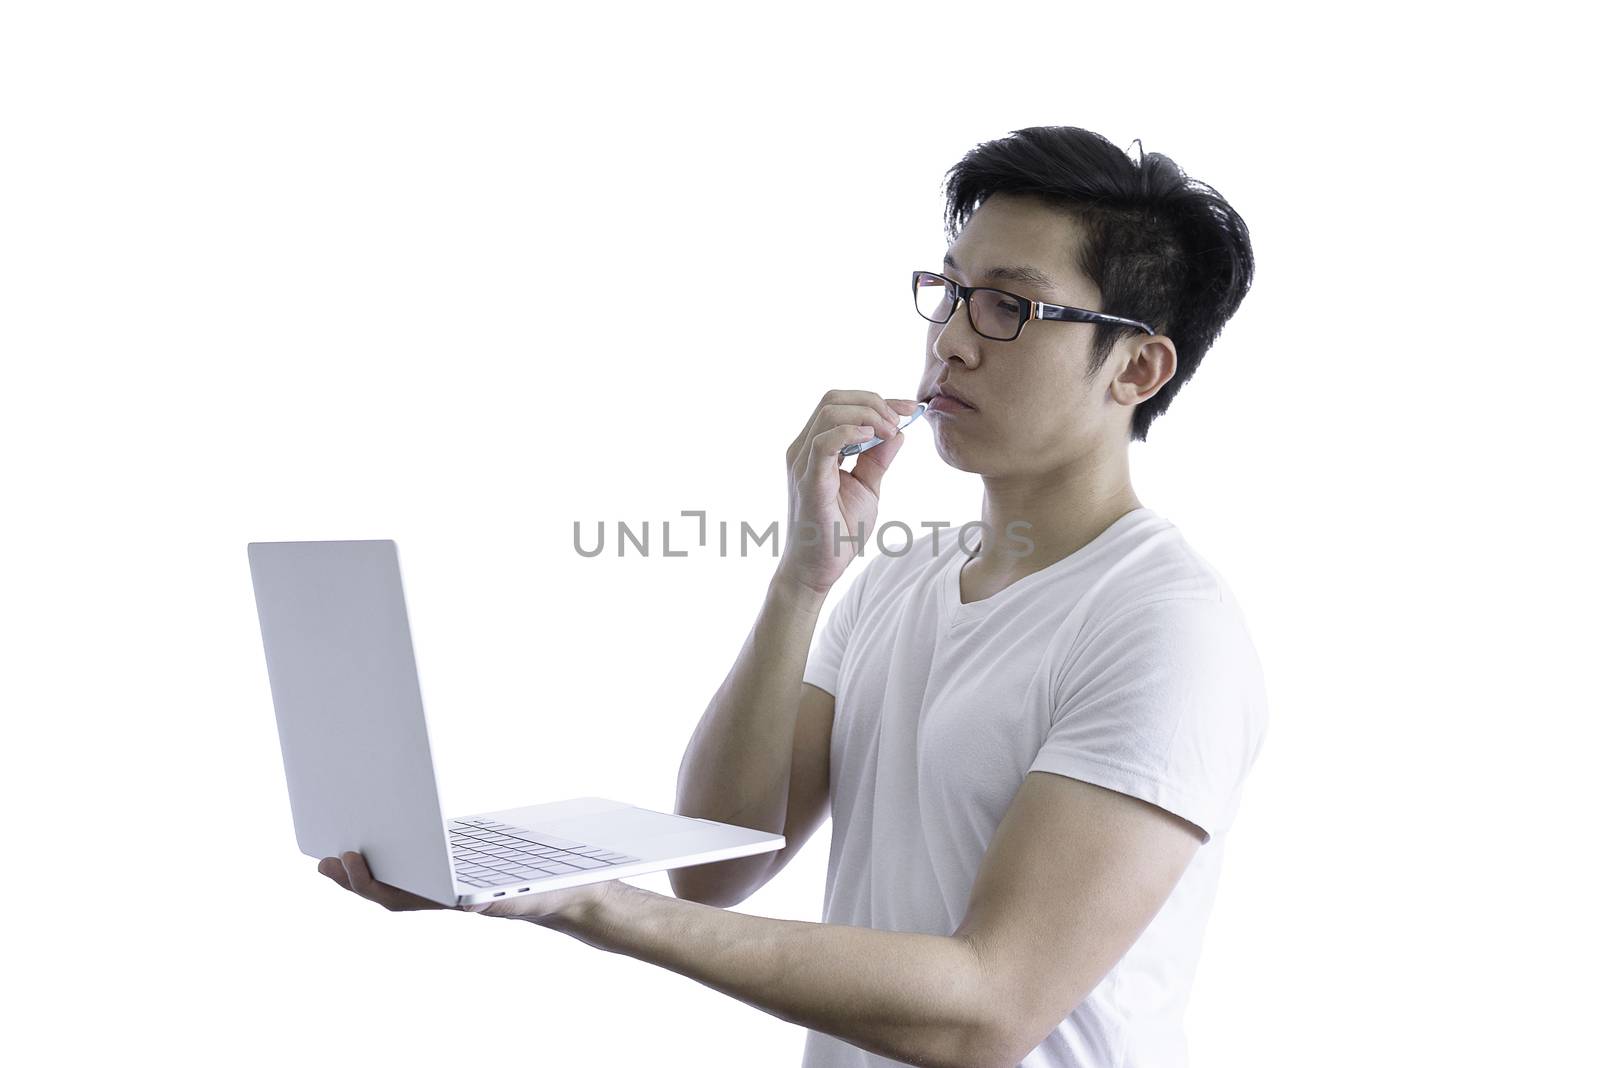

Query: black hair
left=940, top=126, right=1254, bottom=441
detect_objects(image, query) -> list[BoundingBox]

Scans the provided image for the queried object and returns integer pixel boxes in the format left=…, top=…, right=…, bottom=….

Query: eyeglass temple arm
left=1034, top=301, right=1156, bottom=335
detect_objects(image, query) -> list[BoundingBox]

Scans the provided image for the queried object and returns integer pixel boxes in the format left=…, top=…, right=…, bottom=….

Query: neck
left=969, top=440, right=1141, bottom=576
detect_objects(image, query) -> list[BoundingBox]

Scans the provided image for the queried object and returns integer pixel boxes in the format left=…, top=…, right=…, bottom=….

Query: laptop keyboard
left=449, top=818, right=641, bottom=889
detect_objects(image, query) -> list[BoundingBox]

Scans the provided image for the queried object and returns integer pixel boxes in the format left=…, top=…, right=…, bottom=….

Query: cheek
left=1004, top=367, right=1078, bottom=421
left=1005, top=382, right=1099, bottom=446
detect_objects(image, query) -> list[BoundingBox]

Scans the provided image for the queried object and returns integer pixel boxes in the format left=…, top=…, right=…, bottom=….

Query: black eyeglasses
left=911, top=270, right=1156, bottom=342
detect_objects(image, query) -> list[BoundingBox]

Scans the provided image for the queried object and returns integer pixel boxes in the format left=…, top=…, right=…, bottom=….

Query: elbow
left=887, top=973, right=1048, bottom=1068
left=949, top=1016, right=1035, bottom=1068
left=952, top=1013, right=1057, bottom=1068
left=906, top=979, right=1019, bottom=1068
left=665, top=867, right=720, bottom=906
left=948, top=952, right=1071, bottom=1068
left=666, top=865, right=751, bottom=909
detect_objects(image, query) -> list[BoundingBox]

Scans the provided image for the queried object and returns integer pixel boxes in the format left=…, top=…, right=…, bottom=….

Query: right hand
left=775, top=390, right=922, bottom=596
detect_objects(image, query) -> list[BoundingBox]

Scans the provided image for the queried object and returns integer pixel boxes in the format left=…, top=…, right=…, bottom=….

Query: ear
left=1108, top=335, right=1177, bottom=408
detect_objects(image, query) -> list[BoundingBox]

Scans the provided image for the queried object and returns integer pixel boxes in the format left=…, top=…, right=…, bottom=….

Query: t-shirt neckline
left=941, top=507, right=1154, bottom=627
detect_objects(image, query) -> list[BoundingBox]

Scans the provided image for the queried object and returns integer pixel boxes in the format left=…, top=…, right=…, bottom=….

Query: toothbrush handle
left=840, top=402, right=926, bottom=457
left=840, top=434, right=885, bottom=457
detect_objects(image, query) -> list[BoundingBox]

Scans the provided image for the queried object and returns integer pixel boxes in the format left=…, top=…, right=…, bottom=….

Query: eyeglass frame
left=911, top=269, right=1157, bottom=341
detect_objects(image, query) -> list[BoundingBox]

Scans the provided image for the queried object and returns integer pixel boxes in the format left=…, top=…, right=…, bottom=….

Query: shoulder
left=1084, top=511, right=1253, bottom=633
left=1061, top=515, right=1266, bottom=707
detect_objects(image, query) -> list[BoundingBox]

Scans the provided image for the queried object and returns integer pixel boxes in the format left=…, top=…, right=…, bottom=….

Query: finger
left=339, top=850, right=435, bottom=911
left=791, top=404, right=900, bottom=479
left=787, top=394, right=835, bottom=465
left=815, top=400, right=902, bottom=443
left=795, top=424, right=874, bottom=525
left=792, top=404, right=897, bottom=473
left=807, top=423, right=877, bottom=472
left=318, top=856, right=352, bottom=891
left=339, top=851, right=388, bottom=904
left=802, top=390, right=898, bottom=437
left=845, top=419, right=908, bottom=497
left=788, top=391, right=899, bottom=464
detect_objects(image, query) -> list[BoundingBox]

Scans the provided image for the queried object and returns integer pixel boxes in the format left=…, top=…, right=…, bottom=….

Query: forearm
left=675, top=573, right=825, bottom=831
left=542, top=882, right=1000, bottom=1068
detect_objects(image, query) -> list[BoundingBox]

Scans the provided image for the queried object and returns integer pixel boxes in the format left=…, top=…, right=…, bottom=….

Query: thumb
left=846, top=421, right=909, bottom=497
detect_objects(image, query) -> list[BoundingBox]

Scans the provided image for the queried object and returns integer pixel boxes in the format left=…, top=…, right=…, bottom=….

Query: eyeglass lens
left=913, top=272, right=1024, bottom=340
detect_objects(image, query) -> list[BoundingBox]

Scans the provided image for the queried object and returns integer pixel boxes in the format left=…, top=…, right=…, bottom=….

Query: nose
left=930, top=301, right=981, bottom=369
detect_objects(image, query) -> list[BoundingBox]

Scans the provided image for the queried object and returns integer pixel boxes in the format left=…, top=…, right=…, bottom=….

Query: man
left=321, top=125, right=1267, bottom=1068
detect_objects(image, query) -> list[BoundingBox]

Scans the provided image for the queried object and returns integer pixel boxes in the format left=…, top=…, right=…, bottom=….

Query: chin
left=932, top=436, right=992, bottom=475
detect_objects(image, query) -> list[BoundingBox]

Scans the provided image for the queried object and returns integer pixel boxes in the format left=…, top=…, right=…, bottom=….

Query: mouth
left=920, top=384, right=977, bottom=412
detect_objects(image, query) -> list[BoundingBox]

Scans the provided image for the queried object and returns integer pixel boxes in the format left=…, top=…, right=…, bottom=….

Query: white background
left=3, top=3, right=1595, bottom=1065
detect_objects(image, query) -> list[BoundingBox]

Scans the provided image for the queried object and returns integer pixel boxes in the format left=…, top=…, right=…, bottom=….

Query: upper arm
left=953, top=771, right=1204, bottom=1064
left=954, top=591, right=1265, bottom=1060
left=756, top=681, right=834, bottom=886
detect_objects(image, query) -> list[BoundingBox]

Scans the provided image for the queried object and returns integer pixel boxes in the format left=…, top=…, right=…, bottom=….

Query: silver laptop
left=248, top=539, right=783, bottom=907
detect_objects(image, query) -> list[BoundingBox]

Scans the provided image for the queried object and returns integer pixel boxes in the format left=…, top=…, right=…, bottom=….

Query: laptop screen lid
left=248, top=539, right=456, bottom=905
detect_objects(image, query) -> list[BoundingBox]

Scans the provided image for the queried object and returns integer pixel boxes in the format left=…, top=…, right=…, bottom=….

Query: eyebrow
left=943, top=252, right=1056, bottom=291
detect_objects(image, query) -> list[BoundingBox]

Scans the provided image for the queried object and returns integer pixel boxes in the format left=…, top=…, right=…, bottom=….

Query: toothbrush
left=840, top=402, right=927, bottom=457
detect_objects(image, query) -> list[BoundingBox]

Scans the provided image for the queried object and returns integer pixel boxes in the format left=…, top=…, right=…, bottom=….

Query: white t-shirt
left=799, top=507, right=1268, bottom=1068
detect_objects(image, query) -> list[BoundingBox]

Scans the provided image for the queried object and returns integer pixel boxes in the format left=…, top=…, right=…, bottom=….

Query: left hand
left=318, top=851, right=616, bottom=924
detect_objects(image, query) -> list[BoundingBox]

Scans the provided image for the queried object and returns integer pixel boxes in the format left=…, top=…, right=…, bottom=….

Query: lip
left=926, top=395, right=973, bottom=415
left=921, top=383, right=977, bottom=412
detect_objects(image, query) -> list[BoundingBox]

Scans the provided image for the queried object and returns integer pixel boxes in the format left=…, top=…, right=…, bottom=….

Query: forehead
left=944, top=194, right=1087, bottom=297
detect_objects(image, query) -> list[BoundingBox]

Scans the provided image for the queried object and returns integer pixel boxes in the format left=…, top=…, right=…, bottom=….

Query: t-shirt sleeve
left=1028, top=592, right=1269, bottom=844
left=800, top=561, right=873, bottom=698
